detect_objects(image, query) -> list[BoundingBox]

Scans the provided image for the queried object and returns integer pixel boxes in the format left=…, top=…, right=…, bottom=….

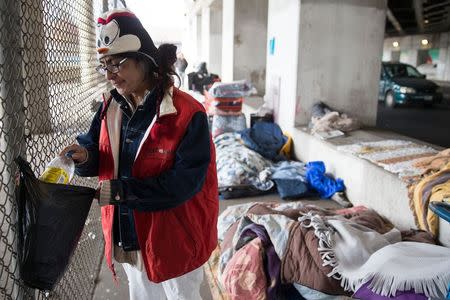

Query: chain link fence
left=0, top=0, right=123, bottom=299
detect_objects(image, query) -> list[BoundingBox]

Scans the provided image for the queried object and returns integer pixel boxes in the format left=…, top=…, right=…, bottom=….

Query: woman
left=62, top=9, right=218, bottom=300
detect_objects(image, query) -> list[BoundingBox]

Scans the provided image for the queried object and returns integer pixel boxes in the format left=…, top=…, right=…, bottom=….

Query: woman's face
left=100, top=55, right=147, bottom=96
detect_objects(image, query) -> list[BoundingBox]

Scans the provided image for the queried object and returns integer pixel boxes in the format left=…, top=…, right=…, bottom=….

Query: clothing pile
left=214, top=132, right=274, bottom=199
left=214, top=121, right=346, bottom=201
left=187, top=62, right=220, bottom=94
left=259, top=160, right=345, bottom=201
left=215, top=202, right=450, bottom=300
left=309, top=102, right=360, bottom=134
left=208, top=80, right=254, bottom=98
left=204, top=80, right=253, bottom=117
left=337, top=140, right=450, bottom=238
left=206, top=80, right=253, bottom=138
left=240, top=121, right=288, bottom=161
left=408, top=149, right=450, bottom=236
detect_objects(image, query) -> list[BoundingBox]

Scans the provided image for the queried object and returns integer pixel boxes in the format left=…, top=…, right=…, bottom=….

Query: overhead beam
left=386, top=8, right=405, bottom=35
left=413, top=0, right=424, bottom=32
left=424, top=0, right=450, bottom=12
left=424, top=10, right=447, bottom=18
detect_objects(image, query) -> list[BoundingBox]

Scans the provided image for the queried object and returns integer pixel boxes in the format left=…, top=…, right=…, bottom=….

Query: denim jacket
left=75, top=88, right=210, bottom=250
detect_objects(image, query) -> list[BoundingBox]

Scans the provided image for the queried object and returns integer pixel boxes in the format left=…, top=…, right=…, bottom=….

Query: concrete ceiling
left=386, top=0, right=450, bottom=36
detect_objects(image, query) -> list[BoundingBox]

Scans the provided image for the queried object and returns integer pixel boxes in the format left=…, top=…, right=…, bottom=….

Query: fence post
left=22, top=0, right=52, bottom=134
left=0, top=0, right=27, bottom=299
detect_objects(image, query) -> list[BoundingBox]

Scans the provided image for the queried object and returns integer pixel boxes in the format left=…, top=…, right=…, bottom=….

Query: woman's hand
left=60, top=144, right=88, bottom=164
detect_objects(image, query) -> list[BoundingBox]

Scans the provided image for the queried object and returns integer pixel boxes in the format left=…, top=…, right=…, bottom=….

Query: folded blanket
left=413, top=148, right=450, bottom=175
left=412, top=162, right=450, bottom=235
left=303, top=214, right=450, bottom=299
left=345, top=242, right=450, bottom=299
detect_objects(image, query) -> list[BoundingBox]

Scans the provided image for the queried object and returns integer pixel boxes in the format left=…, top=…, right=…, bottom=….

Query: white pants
left=121, top=262, right=204, bottom=300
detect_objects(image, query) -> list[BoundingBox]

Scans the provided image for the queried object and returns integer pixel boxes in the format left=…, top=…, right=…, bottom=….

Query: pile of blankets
left=409, top=149, right=450, bottom=236
left=337, top=140, right=450, bottom=242
left=309, top=102, right=360, bottom=134
left=215, top=132, right=345, bottom=201
left=213, top=202, right=450, bottom=300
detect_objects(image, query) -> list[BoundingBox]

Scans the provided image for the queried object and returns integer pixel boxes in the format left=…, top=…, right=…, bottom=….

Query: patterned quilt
left=337, top=139, right=438, bottom=183
left=214, top=132, right=274, bottom=191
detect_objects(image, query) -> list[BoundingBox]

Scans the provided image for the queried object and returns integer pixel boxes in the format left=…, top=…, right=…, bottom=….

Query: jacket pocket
left=145, top=209, right=197, bottom=264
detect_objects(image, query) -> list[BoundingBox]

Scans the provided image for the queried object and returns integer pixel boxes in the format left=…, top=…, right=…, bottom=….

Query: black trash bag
left=15, top=156, right=95, bottom=291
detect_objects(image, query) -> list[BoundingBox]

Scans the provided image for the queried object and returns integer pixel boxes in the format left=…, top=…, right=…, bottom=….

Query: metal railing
left=0, top=0, right=122, bottom=298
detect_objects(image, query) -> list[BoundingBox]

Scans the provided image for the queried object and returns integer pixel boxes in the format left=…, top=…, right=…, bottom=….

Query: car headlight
left=399, top=86, right=416, bottom=94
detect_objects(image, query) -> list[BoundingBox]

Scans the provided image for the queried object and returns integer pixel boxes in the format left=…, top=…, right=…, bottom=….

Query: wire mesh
left=0, top=0, right=116, bottom=299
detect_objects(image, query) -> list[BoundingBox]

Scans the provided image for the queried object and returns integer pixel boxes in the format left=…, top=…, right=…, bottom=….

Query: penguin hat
left=96, top=8, right=159, bottom=67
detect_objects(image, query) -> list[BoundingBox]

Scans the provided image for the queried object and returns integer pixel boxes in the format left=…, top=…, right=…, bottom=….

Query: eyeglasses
left=95, top=58, right=128, bottom=75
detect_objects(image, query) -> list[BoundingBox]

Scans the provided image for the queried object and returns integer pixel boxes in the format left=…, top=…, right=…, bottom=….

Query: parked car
left=379, top=62, right=443, bottom=108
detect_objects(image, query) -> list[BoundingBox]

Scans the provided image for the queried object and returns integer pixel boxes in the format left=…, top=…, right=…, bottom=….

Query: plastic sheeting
left=15, top=156, right=95, bottom=291
left=208, top=80, right=253, bottom=98
left=305, top=161, right=345, bottom=198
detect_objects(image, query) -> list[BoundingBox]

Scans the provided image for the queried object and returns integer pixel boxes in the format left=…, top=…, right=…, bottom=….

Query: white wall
left=295, top=0, right=386, bottom=126
left=264, top=0, right=300, bottom=128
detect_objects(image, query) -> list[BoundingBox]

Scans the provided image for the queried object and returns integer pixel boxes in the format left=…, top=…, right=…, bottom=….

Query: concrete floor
left=92, top=194, right=343, bottom=300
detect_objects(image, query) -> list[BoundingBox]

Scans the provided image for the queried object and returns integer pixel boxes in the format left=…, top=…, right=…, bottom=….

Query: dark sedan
left=379, top=62, right=443, bottom=108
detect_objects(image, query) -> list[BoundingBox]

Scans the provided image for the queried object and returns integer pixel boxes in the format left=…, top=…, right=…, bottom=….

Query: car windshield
left=384, top=64, right=423, bottom=78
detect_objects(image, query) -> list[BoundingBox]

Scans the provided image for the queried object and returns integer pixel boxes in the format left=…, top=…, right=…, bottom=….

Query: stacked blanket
left=216, top=202, right=449, bottom=300
left=410, top=156, right=450, bottom=236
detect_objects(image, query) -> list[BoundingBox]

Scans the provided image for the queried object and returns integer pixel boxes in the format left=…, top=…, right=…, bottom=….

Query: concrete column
left=264, top=0, right=301, bottom=127
left=201, top=7, right=211, bottom=68
left=209, top=1, right=223, bottom=75
left=437, top=33, right=449, bottom=80
left=440, top=33, right=450, bottom=81
left=185, top=14, right=202, bottom=66
left=222, top=0, right=268, bottom=94
left=184, top=17, right=196, bottom=69
left=266, top=0, right=386, bottom=129
left=234, top=0, right=268, bottom=95
left=103, top=0, right=108, bottom=12
left=221, top=0, right=235, bottom=81
left=0, top=1, right=26, bottom=298
left=22, top=0, right=52, bottom=133
left=196, top=13, right=203, bottom=64
left=296, top=0, right=386, bottom=127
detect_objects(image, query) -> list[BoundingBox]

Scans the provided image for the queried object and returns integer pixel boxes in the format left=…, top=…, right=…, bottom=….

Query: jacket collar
left=159, top=86, right=177, bottom=117
left=110, top=86, right=177, bottom=118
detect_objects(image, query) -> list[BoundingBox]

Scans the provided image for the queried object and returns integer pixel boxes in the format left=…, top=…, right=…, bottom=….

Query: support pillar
left=222, top=0, right=267, bottom=94
left=265, top=0, right=386, bottom=129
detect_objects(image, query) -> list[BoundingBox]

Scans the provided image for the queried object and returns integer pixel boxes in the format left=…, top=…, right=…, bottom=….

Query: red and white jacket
left=98, top=87, right=219, bottom=282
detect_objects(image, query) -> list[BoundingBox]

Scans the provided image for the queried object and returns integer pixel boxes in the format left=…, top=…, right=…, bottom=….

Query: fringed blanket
left=214, top=202, right=438, bottom=299
left=302, top=214, right=450, bottom=299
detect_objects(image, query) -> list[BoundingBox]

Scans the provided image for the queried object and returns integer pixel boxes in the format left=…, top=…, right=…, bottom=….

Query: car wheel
left=385, top=91, right=396, bottom=108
